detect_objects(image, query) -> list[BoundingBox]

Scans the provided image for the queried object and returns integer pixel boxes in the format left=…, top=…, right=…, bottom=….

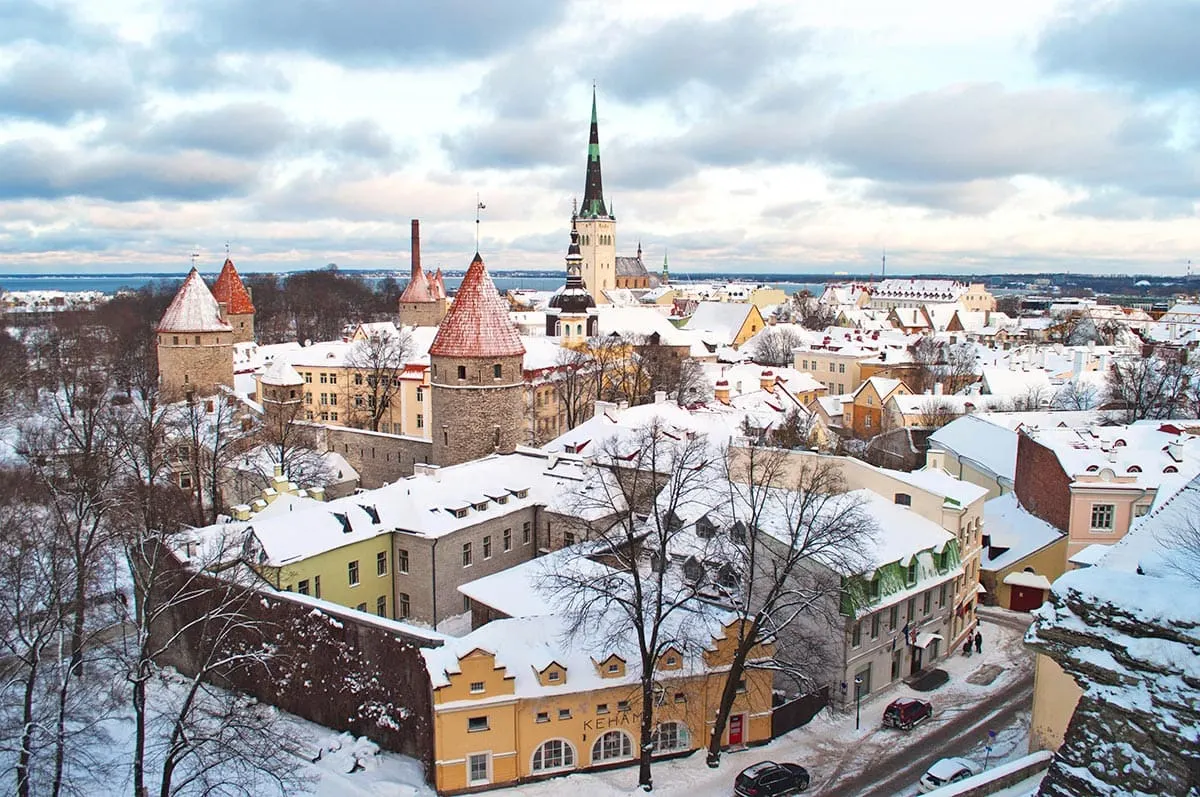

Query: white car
left=917, top=757, right=978, bottom=793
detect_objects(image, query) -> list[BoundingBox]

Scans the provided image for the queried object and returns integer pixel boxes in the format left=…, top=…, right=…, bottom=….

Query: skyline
left=0, top=0, right=1197, bottom=276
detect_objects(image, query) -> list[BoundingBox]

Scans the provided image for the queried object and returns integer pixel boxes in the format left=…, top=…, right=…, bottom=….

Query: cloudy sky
left=0, top=0, right=1197, bottom=276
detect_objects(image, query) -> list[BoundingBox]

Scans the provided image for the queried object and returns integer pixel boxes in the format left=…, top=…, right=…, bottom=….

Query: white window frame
left=1090, top=503, right=1115, bottom=532
left=466, top=751, right=491, bottom=786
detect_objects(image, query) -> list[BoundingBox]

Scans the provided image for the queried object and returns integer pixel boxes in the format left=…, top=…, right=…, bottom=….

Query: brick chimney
left=411, top=219, right=421, bottom=281
left=715, top=379, right=731, bottom=405
left=759, top=369, right=775, bottom=393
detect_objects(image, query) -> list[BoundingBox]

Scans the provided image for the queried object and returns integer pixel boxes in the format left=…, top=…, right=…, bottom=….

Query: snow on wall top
left=157, top=268, right=233, bottom=333
left=429, top=253, right=525, bottom=359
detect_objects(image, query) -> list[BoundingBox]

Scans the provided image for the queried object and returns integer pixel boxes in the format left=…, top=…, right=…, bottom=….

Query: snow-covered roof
left=854, top=376, right=904, bottom=400
left=1068, top=543, right=1114, bottom=567
left=872, top=279, right=969, bottom=302
left=928, top=415, right=1019, bottom=482
left=260, top=359, right=303, bottom=386
left=980, top=366, right=1053, bottom=400
left=1002, top=571, right=1053, bottom=590
left=982, top=493, right=1064, bottom=571
left=429, top=253, right=525, bottom=359
left=888, top=394, right=1005, bottom=416
left=680, top=301, right=755, bottom=345
left=884, top=466, right=990, bottom=508
left=456, top=547, right=612, bottom=619
left=1023, top=421, right=1200, bottom=488
left=594, top=305, right=693, bottom=348
left=156, top=268, right=233, bottom=333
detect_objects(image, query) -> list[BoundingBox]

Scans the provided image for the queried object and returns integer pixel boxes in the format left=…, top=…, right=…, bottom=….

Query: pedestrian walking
left=962, top=639, right=972, bottom=658
left=974, top=630, right=983, bottom=654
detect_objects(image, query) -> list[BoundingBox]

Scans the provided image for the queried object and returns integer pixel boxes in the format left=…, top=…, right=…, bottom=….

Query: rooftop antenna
left=475, top=194, right=486, bottom=252
left=881, top=246, right=887, bottom=279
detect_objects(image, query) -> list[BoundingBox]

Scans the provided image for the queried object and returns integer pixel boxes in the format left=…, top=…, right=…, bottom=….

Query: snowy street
left=311, top=609, right=1035, bottom=797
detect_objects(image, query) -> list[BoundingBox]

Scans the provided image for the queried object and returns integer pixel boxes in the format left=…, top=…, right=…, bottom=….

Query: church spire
left=580, top=87, right=608, bottom=219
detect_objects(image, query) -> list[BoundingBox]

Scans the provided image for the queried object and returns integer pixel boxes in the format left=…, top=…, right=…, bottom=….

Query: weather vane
left=475, top=194, right=486, bottom=252
left=190, top=247, right=200, bottom=270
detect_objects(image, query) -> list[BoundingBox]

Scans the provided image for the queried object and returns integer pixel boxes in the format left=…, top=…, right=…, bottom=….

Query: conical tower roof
left=260, top=358, right=304, bottom=386
left=398, top=264, right=434, bottom=302
left=212, top=257, right=255, bottom=314
left=157, top=268, right=233, bottom=333
left=430, top=253, right=525, bottom=358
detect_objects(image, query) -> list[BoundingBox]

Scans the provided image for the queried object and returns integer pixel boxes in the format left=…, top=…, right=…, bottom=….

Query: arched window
left=531, top=739, right=576, bottom=773
left=651, top=721, right=690, bottom=754
left=591, top=730, right=633, bottom=763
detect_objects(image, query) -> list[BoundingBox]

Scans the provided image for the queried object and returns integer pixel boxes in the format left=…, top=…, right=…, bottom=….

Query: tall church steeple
left=576, top=88, right=617, bottom=303
left=581, top=88, right=610, bottom=219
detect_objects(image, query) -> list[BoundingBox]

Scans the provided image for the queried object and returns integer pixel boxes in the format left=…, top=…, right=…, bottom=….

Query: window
left=547, top=670, right=560, bottom=682
left=839, top=363, right=845, bottom=373
left=736, top=678, right=747, bottom=693
left=467, top=716, right=489, bottom=733
left=591, top=730, right=633, bottom=763
left=355, top=602, right=367, bottom=611
left=329, top=373, right=337, bottom=385
left=314, top=575, right=321, bottom=598
left=416, top=413, right=423, bottom=429
left=457, top=365, right=466, bottom=380
left=462, top=543, right=473, bottom=567
left=596, top=703, right=609, bottom=714
left=467, top=753, right=490, bottom=787
left=1134, top=504, right=1150, bottom=518
left=493, top=363, right=502, bottom=379
left=830, top=363, right=836, bottom=372
left=851, top=622, right=862, bottom=648
left=531, top=739, right=575, bottom=772
left=348, top=560, right=360, bottom=586
left=397, top=548, right=409, bottom=573
left=536, top=712, right=549, bottom=723
left=523, top=521, right=531, bottom=544
left=939, top=583, right=948, bottom=607
left=907, top=561, right=918, bottom=585
left=470, top=681, right=486, bottom=694
left=503, top=529, right=512, bottom=551
left=172, top=335, right=179, bottom=345
left=674, top=692, right=686, bottom=704
left=557, top=707, right=570, bottom=719
left=563, top=531, right=575, bottom=547
left=923, top=591, right=931, bottom=615
left=907, top=598, right=916, bottom=620
left=894, top=493, right=912, bottom=506
left=377, top=551, right=388, bottom=576
left=865, top=416, right=872, bottom=429
left=178, top=471, right=193, bottom=490
left=652, top=722, right=690, bottom=753
left=398, top=592, right=410, bottom=618
left=320, top=373, right=327, bottom=384
left=354, top=373, right=363, bottom=385
left=617, top=700, right=630, bottom=712
left=376, top=596, right=387, bottom=617
left=463, top=594, right=471, bottom=612
left=1090, top=504, right=1115, bottom=530
left=870, top=613, right=880, bottom=640
left=868, top=577, right=880, bottom=600
left=483, top=535, right=492, bottom=559
left=416, top=388, right=423, bottom=402
left=297, top=579, right=309, bottom=596
left=608, top=662, right=620, bottom=674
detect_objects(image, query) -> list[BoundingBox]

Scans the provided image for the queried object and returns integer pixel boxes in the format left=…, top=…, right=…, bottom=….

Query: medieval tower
left=429, top=252, right=527, bottom=467
left=156, top=268, right=235, bottom=401
left=211, top=257, right=256, bottom=343
left=398, top=219, right=449, bottom=327
left=576, top=89, right=616, bottom=304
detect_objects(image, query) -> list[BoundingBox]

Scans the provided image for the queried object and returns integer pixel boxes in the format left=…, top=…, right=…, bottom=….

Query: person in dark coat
left=974, top=630, right=983, bottom=654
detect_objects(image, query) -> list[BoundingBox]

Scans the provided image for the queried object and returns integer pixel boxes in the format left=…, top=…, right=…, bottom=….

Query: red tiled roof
left=399, top=265, right=434, bottom=302
left=157, top=268, right=233, bottom=333
left=212, top=258, right=255, bottom=314
left=429, top=253, right=525, bottom=359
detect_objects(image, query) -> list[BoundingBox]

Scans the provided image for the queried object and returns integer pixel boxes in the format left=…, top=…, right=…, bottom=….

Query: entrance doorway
left=1010, top=586, right=1045, bottom=612
left=891, top=651, right=902, bottom=682
left=729, top=714, right=745, bottom=746
left=910, top=647, right=923, bottom=675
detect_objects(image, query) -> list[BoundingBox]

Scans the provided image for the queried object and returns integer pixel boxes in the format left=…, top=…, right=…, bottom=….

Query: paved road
left=814, top=610, right=1035, bottom=797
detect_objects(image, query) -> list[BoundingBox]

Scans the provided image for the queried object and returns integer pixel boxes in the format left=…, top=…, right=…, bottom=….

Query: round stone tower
left=211, top=257, right=256, bottom=344
left=429, top=252, right=526, bottom=467
left=156, top=267, right=234, bottom=402
left=258, top=359, right=305, bottom=419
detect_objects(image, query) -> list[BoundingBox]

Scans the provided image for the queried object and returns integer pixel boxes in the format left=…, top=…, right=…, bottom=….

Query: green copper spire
left=581, top=87, right=609, bottom=219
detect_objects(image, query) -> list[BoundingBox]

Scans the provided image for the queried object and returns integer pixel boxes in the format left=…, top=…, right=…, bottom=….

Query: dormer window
left=453, top=507, right=468, bottom=519
left=472, top=501, right=489, bottom=512
left=1086, top=465, right=1099, bottom=472
left=1127, top=465, right=1142, bottom=473
left=906, top=561, right=918, bottom=584
left=1164, top=465, right=1179, bottom=473
left=511, top=488, right=529, bottom=499
left=608, top=663, right=619, bottom=673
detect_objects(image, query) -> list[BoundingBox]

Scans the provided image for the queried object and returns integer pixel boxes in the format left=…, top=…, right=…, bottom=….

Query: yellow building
left=421, top=615, right=774, bottom=793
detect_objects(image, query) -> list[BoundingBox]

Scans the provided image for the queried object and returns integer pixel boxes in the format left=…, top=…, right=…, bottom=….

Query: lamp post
left=854, top=676, right=863, bottom=731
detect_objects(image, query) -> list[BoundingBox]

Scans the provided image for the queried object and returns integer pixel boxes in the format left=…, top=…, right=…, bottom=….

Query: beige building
left=868, top=279, right=996, bottom=312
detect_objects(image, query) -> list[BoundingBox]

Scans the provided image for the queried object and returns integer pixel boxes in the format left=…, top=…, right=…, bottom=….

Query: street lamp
left=854, top=676, right=863, bottom=731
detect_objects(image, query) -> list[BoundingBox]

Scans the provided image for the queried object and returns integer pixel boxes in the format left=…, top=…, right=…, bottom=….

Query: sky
left=0, top=0, right=1197, bottom=276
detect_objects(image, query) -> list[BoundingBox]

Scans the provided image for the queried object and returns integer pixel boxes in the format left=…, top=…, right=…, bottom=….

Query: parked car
left=734, top=761, right=811, bottom=796
left=918, top=757, right=978, bottom=792
left=882, top=697, right=933, bottom=730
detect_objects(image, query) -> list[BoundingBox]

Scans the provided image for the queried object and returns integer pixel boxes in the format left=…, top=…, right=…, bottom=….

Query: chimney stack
left=715, top=379, right=731, bottom=405
left=411, top=219, right=421, bottom=280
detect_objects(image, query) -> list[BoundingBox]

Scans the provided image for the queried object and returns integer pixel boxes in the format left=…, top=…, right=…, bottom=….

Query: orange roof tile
left=429, top=253, right=525, bottom=359
left=212, top=258, right=255, bottom=315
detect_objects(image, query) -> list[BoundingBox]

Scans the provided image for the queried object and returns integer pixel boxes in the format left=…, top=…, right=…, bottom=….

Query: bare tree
left=1010, top=383, right=1056, bottom=412
left=1104, top=354, right=1187, bottom=423
left=765, top=407, right=819, bottom=449
left=907, top=337, right=940, bottom=394
left=1055, top=380, right=1100, bottom=411
left=252, top=402, right=332, bottom=492
left=941, top=343, right=978, bottom=394
left=177, top=396, right=243, bottom=525
left=916, top=398, right=961, bottom=429
left=705, top=447, right=873, bottom=766
left=784, top=291, right=834, bottom=330
left=543, top=420, right=721, bottom=790
left=751, top=327, right=803, bottom=368
left=552, top=346, right=596, bottom=431
left=0, top=327, right=29, bottom=420
left=345, top=329, right=414, bottom=432
left=587, top=334, right=633, bottom=403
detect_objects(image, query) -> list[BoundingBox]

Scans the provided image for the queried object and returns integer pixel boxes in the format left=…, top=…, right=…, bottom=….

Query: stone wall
left=144, top=543, right=438, bottom=775
left=157, top=330, right=234, bottom=402
left=223, top=310, right=255, bottom=344
left=1014, top=432, right=1071, bottom=533
left=319, top=424, right=433, bottom=488
left=430, top=354, right=526, bottom=467
left=398, top=300, right=447, bottom=328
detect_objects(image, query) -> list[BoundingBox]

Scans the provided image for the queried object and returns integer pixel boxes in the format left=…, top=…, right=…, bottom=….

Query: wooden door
left=1010, top=586, right=1045, bottom=612
left=729, top=714, right=745, bottom=745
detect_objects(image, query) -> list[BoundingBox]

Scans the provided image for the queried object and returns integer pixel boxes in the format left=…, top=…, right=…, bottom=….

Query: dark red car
left=882, top=697, right=933, bottom=730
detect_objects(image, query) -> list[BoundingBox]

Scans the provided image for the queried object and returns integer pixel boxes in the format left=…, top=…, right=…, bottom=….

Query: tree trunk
left=16, top=656, right=39, bottom=797
left=132, top=660, right=148, bottom=797
left=638, top=677, right=655, bottom=791
left=706, top=622, right=757, bottom=768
